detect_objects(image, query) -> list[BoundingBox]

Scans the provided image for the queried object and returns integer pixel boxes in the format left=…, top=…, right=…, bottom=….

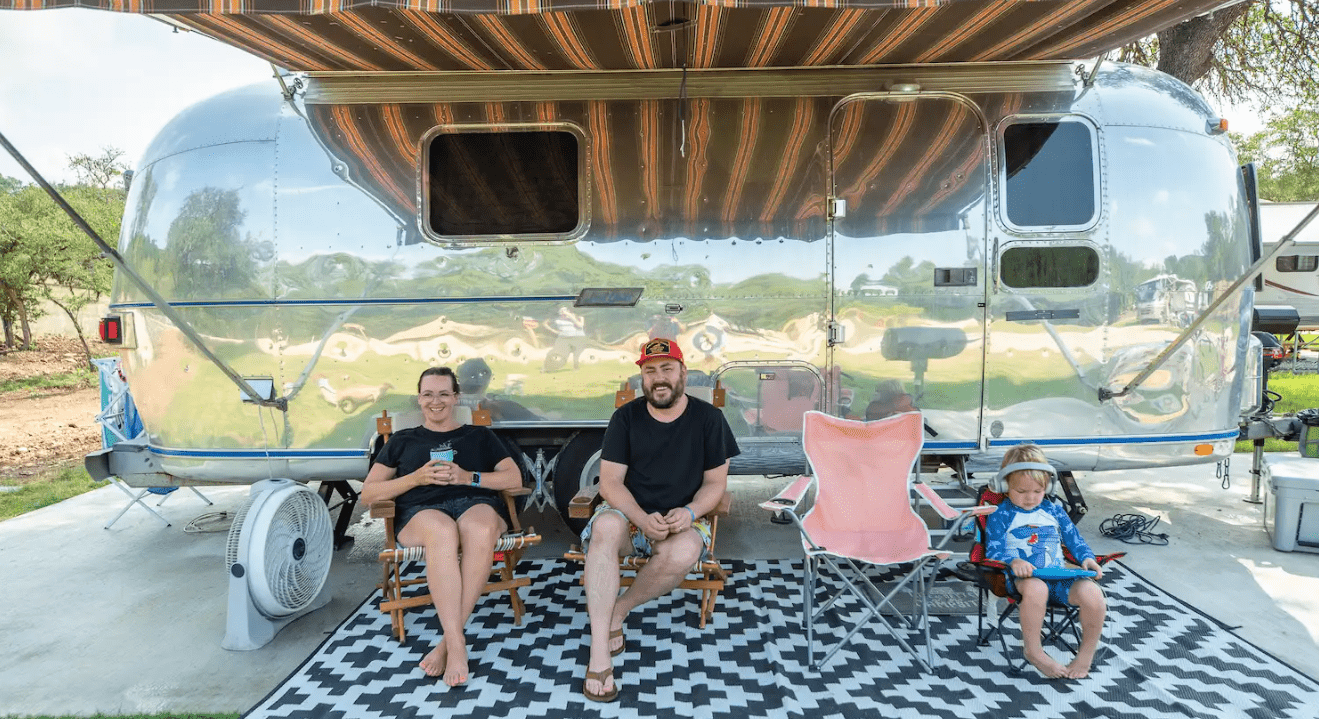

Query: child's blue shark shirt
left=985, top=500, right=1095, bottom=568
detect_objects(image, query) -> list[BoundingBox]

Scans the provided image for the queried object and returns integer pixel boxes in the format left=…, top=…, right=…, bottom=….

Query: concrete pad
left=1, top=461, right=1316, bottom=717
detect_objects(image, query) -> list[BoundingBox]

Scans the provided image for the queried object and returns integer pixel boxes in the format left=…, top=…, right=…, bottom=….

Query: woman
left=361, top=366, right=522, bottom=687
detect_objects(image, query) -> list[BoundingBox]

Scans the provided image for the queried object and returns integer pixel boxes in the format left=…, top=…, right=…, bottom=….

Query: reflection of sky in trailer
left=1105, top=127, right=1246, bottom=274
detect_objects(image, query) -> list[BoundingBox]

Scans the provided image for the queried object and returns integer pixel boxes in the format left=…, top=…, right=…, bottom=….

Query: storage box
left=1264, top=459, right=1319, bottom=554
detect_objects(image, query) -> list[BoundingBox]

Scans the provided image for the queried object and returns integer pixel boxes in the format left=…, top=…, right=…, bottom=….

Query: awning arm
left=0, top=130, right=288, bottom=412
left=1099, top=202, right=1319, bottom=402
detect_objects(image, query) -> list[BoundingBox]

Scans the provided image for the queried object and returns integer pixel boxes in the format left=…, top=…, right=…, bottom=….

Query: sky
left=0, top=9, right=273, bottom=185
left=0, top=8, right=1263, bottom=188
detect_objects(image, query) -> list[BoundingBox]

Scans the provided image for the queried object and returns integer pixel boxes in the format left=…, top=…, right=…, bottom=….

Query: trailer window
left=1001, top=245, right=1099, bottom=288
left=426, top=130, right=580, bottom=238
left=1002, top=120, right=1096, bottom=229
left=1276, top=255, right=1319, bottom=272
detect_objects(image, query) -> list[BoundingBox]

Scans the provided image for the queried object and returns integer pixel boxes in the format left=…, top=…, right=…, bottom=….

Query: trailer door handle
left=1005, top=309, right=1081, bottom=322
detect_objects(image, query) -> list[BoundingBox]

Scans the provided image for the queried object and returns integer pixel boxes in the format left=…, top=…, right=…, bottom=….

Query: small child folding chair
left=958, top=483, right=1123, bottom=673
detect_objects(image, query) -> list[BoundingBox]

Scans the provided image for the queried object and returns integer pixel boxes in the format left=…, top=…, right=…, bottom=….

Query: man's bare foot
left=420, top=642, right=447, bottom=677
left=584, top=657, right=616, bottom=699
left=609, top=623, right=625, bottom=655
left=1024, top=649, right=1069, bottom=679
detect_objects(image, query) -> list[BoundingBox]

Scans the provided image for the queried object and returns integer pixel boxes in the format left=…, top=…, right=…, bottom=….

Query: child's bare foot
left=419, top=642, right=447, bottom=677
left=1025, top=649, right=1069, bottom=679
left=1064, top=652, right=1095, bottom=678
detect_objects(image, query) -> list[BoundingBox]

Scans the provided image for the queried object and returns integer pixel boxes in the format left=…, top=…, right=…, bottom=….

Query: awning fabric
left=1, top=0, right=1231, bottom=72
left=305, top=93, right=1046, bottom=240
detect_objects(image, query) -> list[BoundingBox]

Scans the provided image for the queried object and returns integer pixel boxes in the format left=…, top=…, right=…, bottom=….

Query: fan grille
left=254, top=486, right=334, bottom=615
left=225, top=492, right=257, bottom=571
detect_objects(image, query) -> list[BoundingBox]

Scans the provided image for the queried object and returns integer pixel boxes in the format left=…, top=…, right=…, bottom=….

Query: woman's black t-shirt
left=375, top=424, right=511, bottom=511
left=600, top=396, right=740, bottom=515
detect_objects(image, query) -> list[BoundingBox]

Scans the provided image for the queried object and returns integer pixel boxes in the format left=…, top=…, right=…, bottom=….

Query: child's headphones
left=990, top=461, right=1060, bottom=495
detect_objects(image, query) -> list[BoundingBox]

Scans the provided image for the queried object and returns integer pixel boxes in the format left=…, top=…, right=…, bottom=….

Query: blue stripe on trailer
left=110, top=294, right=577, bottom=309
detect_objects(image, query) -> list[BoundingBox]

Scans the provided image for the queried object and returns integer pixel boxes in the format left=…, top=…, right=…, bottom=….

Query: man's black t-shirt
left=600, top=395, right=740, bottom=515
left=375, top=424, right=511, bottom=510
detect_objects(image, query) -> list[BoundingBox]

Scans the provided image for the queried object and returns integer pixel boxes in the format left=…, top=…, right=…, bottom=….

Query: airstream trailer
left=86, top=59, right=1260, bottom=526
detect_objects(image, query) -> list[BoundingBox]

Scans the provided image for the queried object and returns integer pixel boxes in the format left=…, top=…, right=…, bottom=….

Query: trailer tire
left=553, top=431, right=604, bottom=534
left=337, top=398, right=358, bottom=413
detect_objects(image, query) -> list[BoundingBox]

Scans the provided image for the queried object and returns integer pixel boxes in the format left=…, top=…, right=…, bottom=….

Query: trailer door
left=828, top=94, right=989, bottom=451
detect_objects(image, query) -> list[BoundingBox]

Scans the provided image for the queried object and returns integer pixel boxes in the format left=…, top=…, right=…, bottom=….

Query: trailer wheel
left=337, top=398, right=358, bottom=413
left=553, top=431, right=604, bottom=534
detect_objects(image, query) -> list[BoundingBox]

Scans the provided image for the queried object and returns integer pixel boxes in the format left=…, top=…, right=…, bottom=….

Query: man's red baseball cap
left=636, top=337, right=684, bottom=366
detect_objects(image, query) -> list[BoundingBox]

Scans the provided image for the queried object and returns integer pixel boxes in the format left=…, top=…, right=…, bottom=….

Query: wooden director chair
left=370, top=408, right=542, bottom=643
left=560, top=379, right=732, bottom=628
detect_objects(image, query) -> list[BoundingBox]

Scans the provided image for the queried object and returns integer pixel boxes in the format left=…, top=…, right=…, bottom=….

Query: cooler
left=1264, top=458, right=1319, bottom=554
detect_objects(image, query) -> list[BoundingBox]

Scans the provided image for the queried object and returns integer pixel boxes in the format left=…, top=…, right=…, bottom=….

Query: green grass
left=0, top=369, right=96, bottom=395
left=1, top=714, right=238, bottom=719
left=0, top=464, right=101, bottom=522
left=1235, top=372, right=1319, bottom=453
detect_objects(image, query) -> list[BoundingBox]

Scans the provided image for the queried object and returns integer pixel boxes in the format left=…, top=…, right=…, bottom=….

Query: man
left=580, top=338, right=740, bottom=702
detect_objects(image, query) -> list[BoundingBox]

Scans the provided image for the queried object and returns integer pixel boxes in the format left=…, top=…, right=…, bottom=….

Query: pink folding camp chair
left=761, top=410, right=992, bottom=671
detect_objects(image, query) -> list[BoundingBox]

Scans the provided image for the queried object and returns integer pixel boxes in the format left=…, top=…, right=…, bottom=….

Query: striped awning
left=303, top=91, right=1045, bottom=240
left=0, top=0, right=1232, bottom=72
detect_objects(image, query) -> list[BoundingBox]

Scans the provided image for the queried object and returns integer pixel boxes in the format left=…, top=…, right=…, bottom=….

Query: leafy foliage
left=0, top=150, right=123, bottom=359
left=1121, top=1, right=1319, bottom=201
left=1233, top=107, right=1319, bottom=202
left=1120, top=1, right=1319, bottom=107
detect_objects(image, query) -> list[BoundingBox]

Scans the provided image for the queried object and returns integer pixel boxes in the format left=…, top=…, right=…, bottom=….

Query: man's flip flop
left=610, top=628, right=626, bottom=657
left=583, top=667, right=619, bottom=702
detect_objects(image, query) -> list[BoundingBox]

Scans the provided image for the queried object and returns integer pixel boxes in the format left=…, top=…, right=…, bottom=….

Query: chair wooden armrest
left=370, top=499, right=396, bottom=520
left=568, top=482, right=602, bottom=519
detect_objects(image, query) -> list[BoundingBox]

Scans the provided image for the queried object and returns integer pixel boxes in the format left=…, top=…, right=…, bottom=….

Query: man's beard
left=643, top=377, right=685, bottom=409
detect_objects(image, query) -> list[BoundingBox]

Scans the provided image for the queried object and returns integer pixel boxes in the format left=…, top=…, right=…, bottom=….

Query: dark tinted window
left=427, top=130, right=579, bottom=237
left=1277, top=255, right=1319, bottom=272
left=1001, top=245, right=1099, bottom=288
left=1003, top=121, right=1096, bottom=227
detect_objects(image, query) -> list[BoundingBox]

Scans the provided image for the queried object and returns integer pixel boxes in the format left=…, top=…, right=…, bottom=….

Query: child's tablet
left=1031, top=567, right=1097, bottom=580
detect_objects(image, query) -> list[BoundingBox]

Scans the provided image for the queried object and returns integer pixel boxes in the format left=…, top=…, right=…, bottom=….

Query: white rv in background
left=1258, top=202, right=1319, bottom=331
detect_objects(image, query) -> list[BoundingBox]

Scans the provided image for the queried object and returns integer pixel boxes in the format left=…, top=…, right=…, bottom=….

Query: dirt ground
left=0, top=335, right=109, bottom=482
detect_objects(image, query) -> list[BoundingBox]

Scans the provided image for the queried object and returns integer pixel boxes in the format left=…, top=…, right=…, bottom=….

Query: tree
left=1120, top=2, right=1319, bottom=107
left=68, top=147, right=129, bottom=190
left=1233, top=107, right=1319, bottom=202
left=0, top=171, right=121, bottom=362
left=1121, top=2, right=1319, bottom=201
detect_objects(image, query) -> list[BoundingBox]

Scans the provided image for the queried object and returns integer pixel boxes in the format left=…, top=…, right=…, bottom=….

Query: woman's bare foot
left=420, top=642, right=447, bottom=677
left=1025, top=649, right=1069, bottom=679
left=443, top=639, right=469, bottom=687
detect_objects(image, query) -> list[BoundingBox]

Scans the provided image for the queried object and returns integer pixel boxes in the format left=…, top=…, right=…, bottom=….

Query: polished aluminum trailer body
left=103, top=61, right=1255, bottom=494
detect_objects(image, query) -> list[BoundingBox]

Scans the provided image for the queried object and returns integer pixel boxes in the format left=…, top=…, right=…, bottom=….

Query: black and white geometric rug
left=244, top=560, right=1319, bottom=719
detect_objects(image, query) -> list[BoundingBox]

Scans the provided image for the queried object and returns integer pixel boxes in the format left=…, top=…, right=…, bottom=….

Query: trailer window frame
left=418, top=122, right=591, bottom=243
left=998, top=239, right=1102, bottom=291
left=996, top=114, right=1101, bottom=234
left=1276, top=254, right=1319, bottom=273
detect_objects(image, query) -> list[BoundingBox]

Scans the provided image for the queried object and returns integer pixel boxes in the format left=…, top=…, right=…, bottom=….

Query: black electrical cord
left=1099, top=513, right=1169, bottom=545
